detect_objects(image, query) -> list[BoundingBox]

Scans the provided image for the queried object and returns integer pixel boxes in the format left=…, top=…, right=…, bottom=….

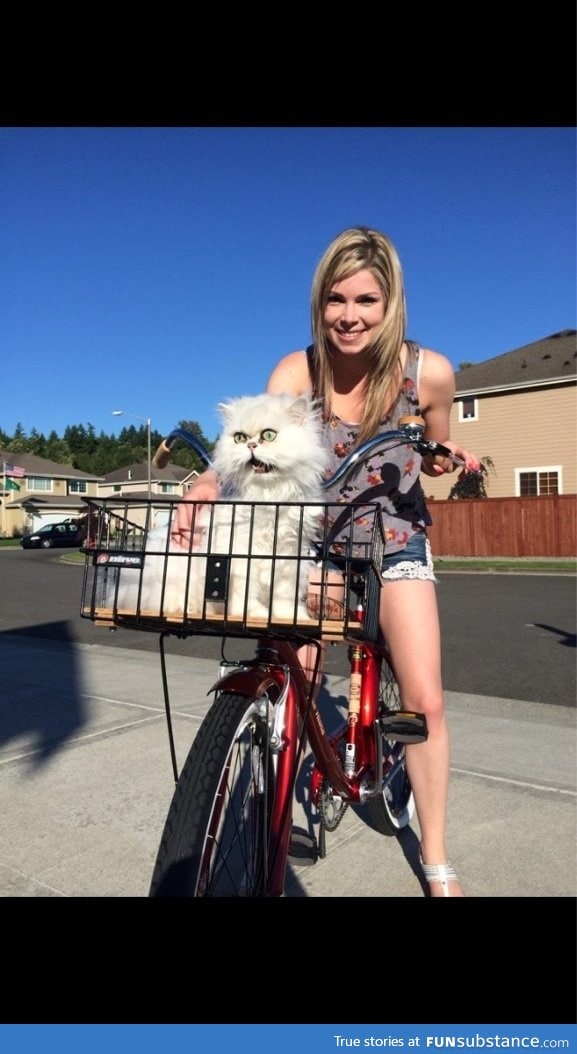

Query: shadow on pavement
left=0, top=624, right=86, bottom=768
left=533, top=622, right=576, bottom=648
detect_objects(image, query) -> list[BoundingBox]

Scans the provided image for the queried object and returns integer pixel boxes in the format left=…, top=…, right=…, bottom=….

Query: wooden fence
left=425, top=495, right=576, bottom=557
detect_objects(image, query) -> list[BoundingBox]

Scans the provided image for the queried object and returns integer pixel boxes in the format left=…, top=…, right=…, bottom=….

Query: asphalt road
left=1, top=547, right=575, bottom=706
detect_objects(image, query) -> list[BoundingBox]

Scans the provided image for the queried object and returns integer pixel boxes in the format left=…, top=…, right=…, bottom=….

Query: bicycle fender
left=209, top=667, right=284, bottom=699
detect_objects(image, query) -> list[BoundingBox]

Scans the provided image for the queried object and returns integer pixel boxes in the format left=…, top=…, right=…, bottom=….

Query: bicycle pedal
left=380, top=710, right=428, bottom=743
left=287, top=828, right=318, bottom=866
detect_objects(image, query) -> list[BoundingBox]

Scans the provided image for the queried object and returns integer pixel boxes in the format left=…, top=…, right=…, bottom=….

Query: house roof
left=0, top=449, right=104, bottom=481
left=455, top=329, right=577, bottom=395
left=99, top=490, right=185, bottom=502
left=102, top=462, right=195, bottom=484
left=8, top=494, right=91, bottom=511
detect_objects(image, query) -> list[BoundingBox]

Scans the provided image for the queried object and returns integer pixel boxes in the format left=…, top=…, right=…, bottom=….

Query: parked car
left=20, top=521, right=85, bottom=549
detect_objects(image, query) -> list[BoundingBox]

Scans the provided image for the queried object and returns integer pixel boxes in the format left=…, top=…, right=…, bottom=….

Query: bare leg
left=379, top=578, right=464, bottom=897
left=300, top=567, right=346, bottom=698
left=297, top=641, right=326, bottom=702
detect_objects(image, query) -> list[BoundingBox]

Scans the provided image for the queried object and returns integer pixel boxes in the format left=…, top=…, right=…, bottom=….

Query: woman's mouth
left=336, top=329, right=364, bottom=341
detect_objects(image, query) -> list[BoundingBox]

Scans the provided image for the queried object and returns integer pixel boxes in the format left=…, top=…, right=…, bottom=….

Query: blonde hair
left=310, top=226, right=407, bottom=445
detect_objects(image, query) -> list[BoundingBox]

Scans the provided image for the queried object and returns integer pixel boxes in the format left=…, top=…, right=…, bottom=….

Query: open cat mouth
left=249, top=455, right=273, bottom=474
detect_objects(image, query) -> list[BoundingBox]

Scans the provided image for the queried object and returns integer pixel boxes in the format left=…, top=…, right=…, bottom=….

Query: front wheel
left=149, top=692, right=276, bottom=897
left=366, top=656, right=414, bottom=835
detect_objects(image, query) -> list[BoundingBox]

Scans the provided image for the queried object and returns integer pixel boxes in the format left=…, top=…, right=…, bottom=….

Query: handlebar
left=152, top=428, right=215, bottom=470
left=152, top=413, right=466, bottom=488
left=322, top=415, right=465, bottom=488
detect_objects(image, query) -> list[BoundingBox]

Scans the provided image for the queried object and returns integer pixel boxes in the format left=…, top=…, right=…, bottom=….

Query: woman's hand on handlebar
left=170, top=470, right=220, bottom=549
left=421, top=440, right=481, bottom=478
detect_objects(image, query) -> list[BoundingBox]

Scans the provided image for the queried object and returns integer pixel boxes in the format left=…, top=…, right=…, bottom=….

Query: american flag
left=4, top=462, right=25, bottom=477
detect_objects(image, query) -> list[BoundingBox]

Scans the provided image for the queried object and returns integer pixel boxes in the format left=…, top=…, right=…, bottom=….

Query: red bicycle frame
left=211, top=630, right=384, bottom=896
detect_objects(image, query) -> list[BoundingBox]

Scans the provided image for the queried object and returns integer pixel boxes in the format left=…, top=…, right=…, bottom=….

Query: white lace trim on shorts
left=380, top=538, right=437, bottom=582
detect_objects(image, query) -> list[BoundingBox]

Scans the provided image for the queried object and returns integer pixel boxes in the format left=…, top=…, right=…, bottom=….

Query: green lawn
left=434, top=557, right=576, bottom=572
left=2, top=536, right=575, bottom=573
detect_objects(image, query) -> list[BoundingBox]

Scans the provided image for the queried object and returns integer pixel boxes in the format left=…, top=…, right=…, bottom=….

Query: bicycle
left=80, top=415, right=463, bottom=897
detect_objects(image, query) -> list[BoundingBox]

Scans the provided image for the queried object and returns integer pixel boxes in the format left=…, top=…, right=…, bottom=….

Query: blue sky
left=2, top=126, right=575, bottom=444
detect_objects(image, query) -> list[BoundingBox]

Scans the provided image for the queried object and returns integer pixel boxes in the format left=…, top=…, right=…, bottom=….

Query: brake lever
left=419, top=439, right=483, bottom=474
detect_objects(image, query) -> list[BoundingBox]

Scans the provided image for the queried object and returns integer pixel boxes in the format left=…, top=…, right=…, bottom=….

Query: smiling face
left=322, top=268, right=386, bottom=357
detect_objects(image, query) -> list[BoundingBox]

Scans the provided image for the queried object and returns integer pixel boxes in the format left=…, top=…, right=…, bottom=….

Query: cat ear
left=217, top=401, right=235, bottom=425
left=287, top=395, right=312, bottom=424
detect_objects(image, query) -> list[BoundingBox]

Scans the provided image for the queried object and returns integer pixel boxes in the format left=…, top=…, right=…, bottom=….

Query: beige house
left=0, top=451, right=104, bottom=537
left=0, top=455, right=198, bottom=538
left=98, top=461, right=196, bottom=500
left=423, top=329, right=577, bottom=501
left=97, top=462, right=198, bottom=531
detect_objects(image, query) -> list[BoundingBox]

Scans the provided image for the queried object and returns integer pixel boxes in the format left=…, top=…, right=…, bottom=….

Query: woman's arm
left=266, top=350, right=311, bottom=395
left=418, top=348, right=480, bottom=476
left=170, top=468, right=220, bottom=548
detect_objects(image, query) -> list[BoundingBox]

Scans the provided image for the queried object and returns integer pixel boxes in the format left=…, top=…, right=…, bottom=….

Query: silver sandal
left=419, top=849, right=459, bottom=897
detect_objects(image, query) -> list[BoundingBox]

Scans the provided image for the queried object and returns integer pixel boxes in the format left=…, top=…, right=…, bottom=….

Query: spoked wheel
left=366, top=655, right=415, bottom=835
left=149, top=692, right=276, bottom=897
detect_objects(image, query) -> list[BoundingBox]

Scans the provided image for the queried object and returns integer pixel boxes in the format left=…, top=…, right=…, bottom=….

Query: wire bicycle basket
left=80, top=498, right=385, bottom=642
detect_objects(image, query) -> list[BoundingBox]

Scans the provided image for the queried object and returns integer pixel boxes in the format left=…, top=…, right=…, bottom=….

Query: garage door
left=31, top=513, right=75, bottom=531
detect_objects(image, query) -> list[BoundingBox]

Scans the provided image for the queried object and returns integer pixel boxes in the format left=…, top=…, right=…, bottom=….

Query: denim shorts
left=381, top=531, right=436, bottom=582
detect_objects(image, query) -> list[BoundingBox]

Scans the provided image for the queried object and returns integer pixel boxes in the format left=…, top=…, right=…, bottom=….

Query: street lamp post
left=112, top=409, right=152, bottom=498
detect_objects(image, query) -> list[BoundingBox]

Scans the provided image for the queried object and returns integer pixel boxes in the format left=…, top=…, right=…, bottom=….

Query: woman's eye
left=261, top=429, right=277, bottom=442
left=326, top=294, right=342, bottom=304
left=233, top=432, right=248, bottom=444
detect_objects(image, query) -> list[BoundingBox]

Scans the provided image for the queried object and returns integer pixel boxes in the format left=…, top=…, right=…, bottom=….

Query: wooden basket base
left=82, top=605, right=361, bottom=641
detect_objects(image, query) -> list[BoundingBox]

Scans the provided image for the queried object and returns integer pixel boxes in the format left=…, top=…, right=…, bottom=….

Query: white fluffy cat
left=115, top=392, right=330, bottom=621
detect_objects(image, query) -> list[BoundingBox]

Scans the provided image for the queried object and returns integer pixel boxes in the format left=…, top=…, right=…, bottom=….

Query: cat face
left=211, top=393, right=329, bottom=493
left=229, top=422, right=279, bottom=475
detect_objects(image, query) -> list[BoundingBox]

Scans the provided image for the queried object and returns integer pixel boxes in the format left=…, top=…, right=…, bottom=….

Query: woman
left=266, top=227, right=480, bottom=898
left=175, top=226, right=480, bottom=897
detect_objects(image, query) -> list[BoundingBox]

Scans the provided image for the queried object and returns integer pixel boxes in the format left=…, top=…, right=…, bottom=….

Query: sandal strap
left=420, top=860, right=458, bottom=897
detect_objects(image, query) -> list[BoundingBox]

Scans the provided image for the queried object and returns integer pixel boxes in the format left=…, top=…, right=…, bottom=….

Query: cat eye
left=233, top=429, right=277, bottom=444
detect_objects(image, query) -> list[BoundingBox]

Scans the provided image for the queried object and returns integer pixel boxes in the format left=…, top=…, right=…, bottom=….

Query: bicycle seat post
left=344, top=643, right=364, bottom=777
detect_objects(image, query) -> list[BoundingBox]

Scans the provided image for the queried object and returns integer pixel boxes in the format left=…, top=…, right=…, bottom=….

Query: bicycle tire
left=149, top=691, right=276, bottom=897
left=366, top=656, right=415, bottom=835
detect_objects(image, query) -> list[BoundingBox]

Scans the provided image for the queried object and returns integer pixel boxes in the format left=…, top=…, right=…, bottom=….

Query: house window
left=69, top=480, right=87, bottom=494
left=113, top=485, right=121, bottom=493
left=458, top=397, right=478, bottom=421
left=158, top=482, right=177, bottom=494
left=517, top=468, right=561, bottom=496
left=27, top=477, right=52, bottom=492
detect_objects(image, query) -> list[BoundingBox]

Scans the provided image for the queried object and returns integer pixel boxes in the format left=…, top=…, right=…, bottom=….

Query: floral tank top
left=307, top=342, right=432, bottom=557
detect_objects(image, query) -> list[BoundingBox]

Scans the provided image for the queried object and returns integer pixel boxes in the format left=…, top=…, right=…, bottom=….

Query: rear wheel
left=366, top=656, right=414, bottom=835
left=150, top=692, right=276, bottom=897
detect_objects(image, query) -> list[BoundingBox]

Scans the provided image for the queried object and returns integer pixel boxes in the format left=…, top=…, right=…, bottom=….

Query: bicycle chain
left=319, top=788, right=349, bottom=832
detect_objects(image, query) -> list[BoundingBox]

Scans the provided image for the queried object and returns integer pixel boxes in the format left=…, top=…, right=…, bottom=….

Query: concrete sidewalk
left=0, top=632, right=574, bottom=898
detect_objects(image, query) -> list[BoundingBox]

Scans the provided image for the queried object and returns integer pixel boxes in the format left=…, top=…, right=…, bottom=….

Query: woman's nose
left=341, top=300, right=358, bottom=324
